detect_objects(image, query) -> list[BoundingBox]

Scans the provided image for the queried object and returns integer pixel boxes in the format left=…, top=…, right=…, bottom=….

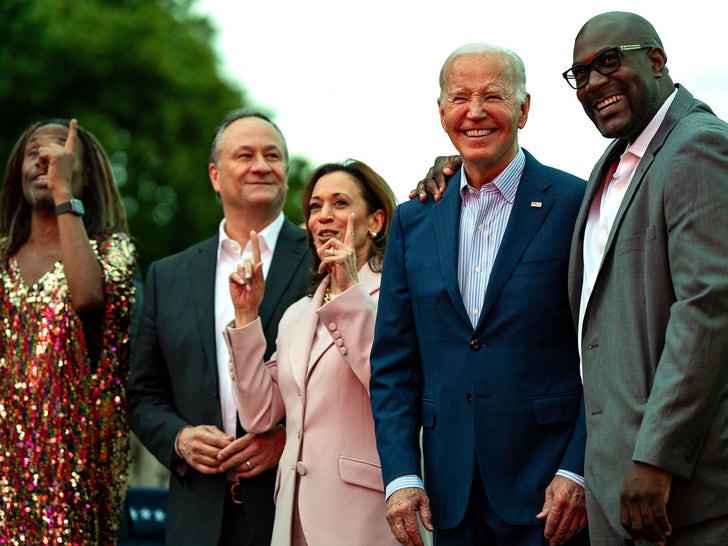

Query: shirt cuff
left=556, top=469, right=585, bottom=488
left=385, top=474, right=425, bottom=500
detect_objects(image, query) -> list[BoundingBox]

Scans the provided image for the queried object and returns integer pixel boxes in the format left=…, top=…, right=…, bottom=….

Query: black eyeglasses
left=562, top=44, right=655, bottom=89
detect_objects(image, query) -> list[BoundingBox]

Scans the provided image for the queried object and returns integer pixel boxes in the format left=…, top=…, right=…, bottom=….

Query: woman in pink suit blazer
left=221, top=160, right=398, bottom=546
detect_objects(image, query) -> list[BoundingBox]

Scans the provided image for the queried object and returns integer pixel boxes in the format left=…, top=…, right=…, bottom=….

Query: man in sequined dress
left=0, top=118, right=137, bottom=544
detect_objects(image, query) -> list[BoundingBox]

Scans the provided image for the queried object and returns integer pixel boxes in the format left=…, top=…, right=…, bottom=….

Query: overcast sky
left=194, top=0, right=727, bottom=201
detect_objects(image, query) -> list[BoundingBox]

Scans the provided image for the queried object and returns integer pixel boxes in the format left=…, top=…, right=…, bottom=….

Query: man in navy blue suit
left=370, top=44, right=589, bottom=545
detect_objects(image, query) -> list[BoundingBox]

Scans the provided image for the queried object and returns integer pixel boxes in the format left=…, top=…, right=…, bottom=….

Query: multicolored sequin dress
left=0, top=233, right=136, bottom=545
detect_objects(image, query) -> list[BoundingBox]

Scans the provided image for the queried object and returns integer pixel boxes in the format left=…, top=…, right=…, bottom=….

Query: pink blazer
left=224, top=265, right=397, bottom=546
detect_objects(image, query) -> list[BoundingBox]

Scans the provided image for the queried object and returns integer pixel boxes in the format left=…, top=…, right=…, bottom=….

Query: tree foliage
left=0, top=0, right=311, bottom=273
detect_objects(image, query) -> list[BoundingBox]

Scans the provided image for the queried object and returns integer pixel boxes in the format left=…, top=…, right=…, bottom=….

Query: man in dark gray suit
left=128, top=111, right=311, bottom=545
left=564, top=11, right=728, bottom=545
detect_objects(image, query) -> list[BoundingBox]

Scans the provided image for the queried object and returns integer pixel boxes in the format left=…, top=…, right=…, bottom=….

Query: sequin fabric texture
left=0, top=233, right=136, bottom=545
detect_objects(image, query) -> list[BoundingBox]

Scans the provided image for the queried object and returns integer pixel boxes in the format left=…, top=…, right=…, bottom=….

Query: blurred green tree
left=0, top=0, right=311, bottom=274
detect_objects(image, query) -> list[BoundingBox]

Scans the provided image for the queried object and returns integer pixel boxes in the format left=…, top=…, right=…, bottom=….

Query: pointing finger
left=250, top=231, right=261, bottom=265
left=65, top=118, right=78, bottom=151
left=344, top=213, right=354, bottom=247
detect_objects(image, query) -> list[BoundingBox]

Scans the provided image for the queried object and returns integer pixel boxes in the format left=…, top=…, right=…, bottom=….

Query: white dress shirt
left=215, top=213, right=284, bottom=437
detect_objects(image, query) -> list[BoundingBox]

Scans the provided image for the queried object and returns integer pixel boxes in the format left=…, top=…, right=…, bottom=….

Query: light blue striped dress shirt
left=458, top=148, right=524, bottom=327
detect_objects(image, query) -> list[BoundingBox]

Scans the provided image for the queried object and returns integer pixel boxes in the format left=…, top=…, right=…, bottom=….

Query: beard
left=33, top=192, right=56, bottom=211
left=24, top=186, right=56, bottom=211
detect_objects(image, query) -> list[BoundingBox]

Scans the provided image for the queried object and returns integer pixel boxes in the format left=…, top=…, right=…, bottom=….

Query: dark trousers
left=218, top=480, right=275, bottom=546
left=435, top=466, right=590, bottom=546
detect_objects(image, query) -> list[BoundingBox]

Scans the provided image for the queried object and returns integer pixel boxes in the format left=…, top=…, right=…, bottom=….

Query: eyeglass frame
left=562, top=44, right=656, bottom=89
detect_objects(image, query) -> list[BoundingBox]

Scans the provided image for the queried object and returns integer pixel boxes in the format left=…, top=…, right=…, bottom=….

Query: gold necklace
left=323, top=287, right=332, bottom=303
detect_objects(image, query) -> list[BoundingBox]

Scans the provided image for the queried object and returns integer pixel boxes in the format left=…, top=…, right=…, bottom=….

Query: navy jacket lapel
left=479, top=152, right=554, bottom=326
left=433, top=169, right=472, bottom=327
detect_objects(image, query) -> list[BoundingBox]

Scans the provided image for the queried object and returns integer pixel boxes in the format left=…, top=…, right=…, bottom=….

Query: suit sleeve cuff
left=173, top=425, right=192, bottom=476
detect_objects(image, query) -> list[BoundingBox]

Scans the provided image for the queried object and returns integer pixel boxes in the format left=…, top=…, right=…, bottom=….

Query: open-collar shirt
left=215, top=212, right=285, bottom=437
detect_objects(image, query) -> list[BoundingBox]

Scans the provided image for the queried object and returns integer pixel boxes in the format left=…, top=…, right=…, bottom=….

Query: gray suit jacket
left=128, top=218, right=311, bottom=545
left=568, top=85, right=728, bottom=533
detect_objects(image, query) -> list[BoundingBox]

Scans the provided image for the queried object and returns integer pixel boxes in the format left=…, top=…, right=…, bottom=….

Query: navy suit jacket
left=370, top=150, right=587, bottom=528
left=127, top=218, right=311, bottom=545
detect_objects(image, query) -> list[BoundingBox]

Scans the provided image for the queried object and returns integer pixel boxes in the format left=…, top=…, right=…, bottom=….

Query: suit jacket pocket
left=338, top=456, right=385, bottom=492
left=616, top=225, right=656, bottom=256
left=511, top=257, right=566, bottom=277
left=533, top=392, right=580, bottom=424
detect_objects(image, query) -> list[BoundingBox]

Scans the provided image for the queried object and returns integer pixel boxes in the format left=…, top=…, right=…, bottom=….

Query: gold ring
left=246, top=460, right=252, bottom=470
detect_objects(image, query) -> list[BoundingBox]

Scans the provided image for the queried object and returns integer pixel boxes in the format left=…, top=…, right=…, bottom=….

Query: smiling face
left=21, top=123, right=84, bottom=210
left=307, top=171, right=383, bottom=269
left=438, top=51, right=529, bottom=184
left=209, top=116, right=288, bottom=220
left=573, top=15, right=668, bottom=141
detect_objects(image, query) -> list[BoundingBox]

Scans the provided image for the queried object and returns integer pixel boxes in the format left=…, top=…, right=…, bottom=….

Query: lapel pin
left=530, top=201, right=542, bottom=208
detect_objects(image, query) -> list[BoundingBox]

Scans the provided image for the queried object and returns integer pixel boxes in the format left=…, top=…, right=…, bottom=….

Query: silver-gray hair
left=438, top=43, right=527, bottom=103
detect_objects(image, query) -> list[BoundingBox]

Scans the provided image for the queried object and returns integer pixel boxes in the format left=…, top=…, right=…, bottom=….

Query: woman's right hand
left=229, top=230, right=265, bottom=327
left=318, top=212, right=358, bottom=294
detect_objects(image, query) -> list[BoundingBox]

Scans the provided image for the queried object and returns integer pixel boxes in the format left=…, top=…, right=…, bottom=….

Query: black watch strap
left=55, top=198, right=85, bottom=216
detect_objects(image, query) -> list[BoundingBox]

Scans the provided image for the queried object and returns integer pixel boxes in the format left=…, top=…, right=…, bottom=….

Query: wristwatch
left=55, top=198, right=85, bottom=217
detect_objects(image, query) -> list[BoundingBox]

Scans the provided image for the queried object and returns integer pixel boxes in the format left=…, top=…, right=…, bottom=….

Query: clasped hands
left=177, top=424, right=285, bottom=479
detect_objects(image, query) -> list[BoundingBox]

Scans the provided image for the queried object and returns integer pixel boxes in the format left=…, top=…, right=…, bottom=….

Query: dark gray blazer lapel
left=605, top=87, right=694, bottom=259
left=186, top=235, right=219, bottom=376
left=259, top=219, right=309, bottom=333
left=568, top=139, right=624, bottom=320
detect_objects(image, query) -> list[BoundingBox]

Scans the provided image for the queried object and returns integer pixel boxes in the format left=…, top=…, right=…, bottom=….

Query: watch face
left=71, top=199, right=85, bottom=215
left=55, top=199, right=85, bottom=216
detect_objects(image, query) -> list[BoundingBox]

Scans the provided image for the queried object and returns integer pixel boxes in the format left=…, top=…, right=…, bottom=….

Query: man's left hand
left=536, top=475, right=587, bottom=545
left=620, top=462, right=672, bottom=545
